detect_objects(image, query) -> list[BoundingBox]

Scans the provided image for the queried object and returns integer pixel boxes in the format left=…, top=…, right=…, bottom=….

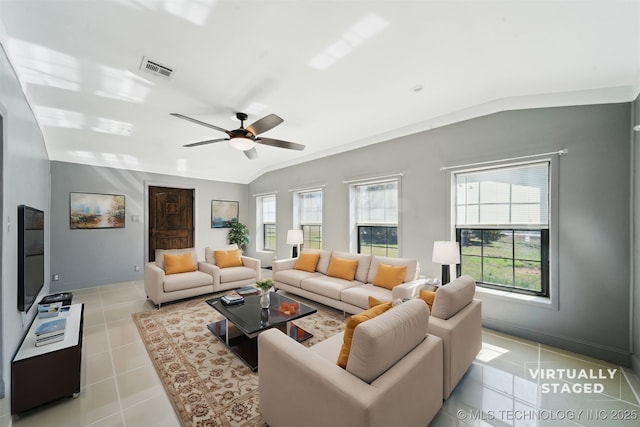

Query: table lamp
left=432, top=241, right=460, bottom=285
left=286, top=229, right=304, bottom=258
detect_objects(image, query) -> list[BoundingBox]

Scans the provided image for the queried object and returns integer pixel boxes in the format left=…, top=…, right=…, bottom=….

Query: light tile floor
left=1, top=278, right=638, bottom=426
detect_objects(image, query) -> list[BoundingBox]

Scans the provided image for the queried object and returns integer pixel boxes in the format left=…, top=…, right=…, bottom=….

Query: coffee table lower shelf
left=207, top=319, right=313, bottom=372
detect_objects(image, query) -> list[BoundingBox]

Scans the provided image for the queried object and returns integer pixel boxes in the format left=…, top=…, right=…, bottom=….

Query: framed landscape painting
left=70, top=192, right=125, bottom=229
left=211, top=200, right=238, bottom=228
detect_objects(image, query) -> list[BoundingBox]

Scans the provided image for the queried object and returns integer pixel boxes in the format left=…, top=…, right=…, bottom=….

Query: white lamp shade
left=432, top=241, right=460, bottom=264
left=229, top=137, right=255, bottom=151
left=286, top=229, right=304, bottom=245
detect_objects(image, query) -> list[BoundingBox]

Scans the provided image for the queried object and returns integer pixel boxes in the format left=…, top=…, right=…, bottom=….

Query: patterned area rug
left=132, top=293, right=346, bottom=427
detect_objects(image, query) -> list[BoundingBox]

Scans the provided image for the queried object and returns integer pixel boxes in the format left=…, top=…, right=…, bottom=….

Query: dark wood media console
left=11, top=304, right=84, bottom=417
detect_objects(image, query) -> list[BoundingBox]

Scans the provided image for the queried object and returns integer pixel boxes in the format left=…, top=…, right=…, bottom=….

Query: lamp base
left=292, top=246, right=298, bottom=258
left=441, top=265, right=450, bottom=285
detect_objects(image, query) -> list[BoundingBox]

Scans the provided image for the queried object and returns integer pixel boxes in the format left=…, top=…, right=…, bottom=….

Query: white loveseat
left=273, top=249, right=424, bottom=314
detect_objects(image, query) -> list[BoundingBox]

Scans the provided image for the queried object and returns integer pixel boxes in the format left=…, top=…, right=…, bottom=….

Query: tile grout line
left=99, top=286, right=128, bottom=427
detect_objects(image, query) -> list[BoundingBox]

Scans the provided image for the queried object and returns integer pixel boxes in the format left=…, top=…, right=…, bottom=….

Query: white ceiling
left=0, top=0, right=639, bottom=184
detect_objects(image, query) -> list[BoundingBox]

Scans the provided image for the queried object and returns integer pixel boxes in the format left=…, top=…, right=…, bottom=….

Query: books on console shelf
left=35, top=318, right=67, bottom=339
left=38, top=302, right=62, bottom=319
left=35, top=332, right=65, bottom=347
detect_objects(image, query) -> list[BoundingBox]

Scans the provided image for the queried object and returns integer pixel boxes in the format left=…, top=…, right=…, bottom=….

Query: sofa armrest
left=259, top=329, right=376, bottom=427
left=273, top=258, right=297, bottom=272
left=428, top=299, right=482, bottom=399
left=392, top=279, right=425, bottom=301
left=198, top=261, right=221, bottom=286
left=241, top=256, right=261, bottom=280
left=144, top=262, right=165, bottom=304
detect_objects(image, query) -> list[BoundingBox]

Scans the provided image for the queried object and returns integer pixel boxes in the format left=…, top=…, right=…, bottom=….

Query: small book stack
left=221, top=294, right=244, bottom=306
left=236, top=286, right=260, bottom=296
left=35, top=318, right=67, bottom=347
left=38, top=302, right=62, bottom=319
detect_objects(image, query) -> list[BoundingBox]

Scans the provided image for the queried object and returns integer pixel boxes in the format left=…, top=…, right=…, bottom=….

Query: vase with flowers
left=255, top=279, right=274, bottom=308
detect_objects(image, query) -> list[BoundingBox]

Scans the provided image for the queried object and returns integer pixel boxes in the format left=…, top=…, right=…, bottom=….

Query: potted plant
left=255, top=279, right=274, bottom=308
left=227, top=220, right=249, bottom=252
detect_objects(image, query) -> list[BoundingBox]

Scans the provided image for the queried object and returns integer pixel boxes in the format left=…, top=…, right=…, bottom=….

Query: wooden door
left=148, top=186, right=194, bottom=261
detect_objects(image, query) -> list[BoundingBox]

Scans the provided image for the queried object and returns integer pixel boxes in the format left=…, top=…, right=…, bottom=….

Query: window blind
left=455, top=162, right=549, bottom=227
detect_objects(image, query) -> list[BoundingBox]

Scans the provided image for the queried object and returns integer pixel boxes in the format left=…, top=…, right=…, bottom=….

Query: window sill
left=476, top=286, right=557, bottom=310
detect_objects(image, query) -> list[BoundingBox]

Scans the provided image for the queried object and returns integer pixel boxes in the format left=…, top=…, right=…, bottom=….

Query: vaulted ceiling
left=1, top=0, right=638, bottom=183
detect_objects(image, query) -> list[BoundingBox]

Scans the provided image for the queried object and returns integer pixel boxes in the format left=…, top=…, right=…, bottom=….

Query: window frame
left=256, top=194, right=276, bottom=252
left=349, top=177, right=401, bottom=256
left=449, top=158, right=559, bottom=305
left=293, top=188, right=323, bottom=250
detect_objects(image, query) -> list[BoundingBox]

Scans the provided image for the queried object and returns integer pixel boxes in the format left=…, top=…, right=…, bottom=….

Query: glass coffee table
left=206, top=291, right=317, bottom=371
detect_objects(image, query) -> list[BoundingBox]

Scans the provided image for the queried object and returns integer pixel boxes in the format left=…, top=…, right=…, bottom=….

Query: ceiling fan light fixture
left=229, top=137, right=255, bottom=151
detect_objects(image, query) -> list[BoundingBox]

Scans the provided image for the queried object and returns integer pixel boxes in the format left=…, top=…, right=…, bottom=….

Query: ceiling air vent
left=140, top=57, right=175, bottom=79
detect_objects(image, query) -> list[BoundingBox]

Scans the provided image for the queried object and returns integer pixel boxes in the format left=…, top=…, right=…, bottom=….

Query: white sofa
left=272, top=249, right=424, bottom=314
left=258, top=299, right=443, bottom=427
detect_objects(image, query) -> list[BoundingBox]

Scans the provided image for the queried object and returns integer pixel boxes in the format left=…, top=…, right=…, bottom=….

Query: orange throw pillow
left=337, top=302, right=393, bottom=368
left=294, top=252, right=321, bottom=272
left=326, top=256, right=358, bottom=281
left=367, top=296, right=387, bottom=309
left=372, top=263, right=407, bottom=290
left=419, top=289, right=436, bottom=312
left=214, top=249, right=243, bottom=268
left=164, top=253, right=196, bottom=275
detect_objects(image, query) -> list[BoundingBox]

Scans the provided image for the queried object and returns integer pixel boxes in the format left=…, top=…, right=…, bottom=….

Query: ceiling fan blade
left=243, top=147, right=258, bottom=159
left=246, top=113, right=283, bottom=135
left=183, top=138, right=228, bottom=148
left=257, top=137, right=305, bottom=151
left=171, top=113, right=229, bottom=134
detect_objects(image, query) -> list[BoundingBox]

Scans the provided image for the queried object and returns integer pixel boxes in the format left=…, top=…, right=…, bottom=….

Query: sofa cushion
left=341, top=284, right=393, bottom=310
left=419, top=289, right=436, bottom=312
left=326, top=256, right=358, bottom=281
left=155, top=248, right=198, bottom=270
left=220, top=266, right=257, bottom=283
left=301, top=276, right=363, bottom=300
left=274, top=269, right=322, bottom=288
left=205, top=244, right=238, bottom=264
left=163, top=271, right=213, bottom=292
left=164, top=253, right=196, bottom=275
left=347, top=298, right=430, bottom=383
left=215, top=249, right=243, bottom=268
left=336, top=301, right=393, bottom=368
left=300, top=249, right=332, bottom=274
left=431, top=275, right=476, bottom=320
left=372, top=263, right=407, bottom=290
left=332, top=251, right=372, bottom=283
left=294, top=252, right=321, bottom=272
left=367, top=256, right=419, bottom=284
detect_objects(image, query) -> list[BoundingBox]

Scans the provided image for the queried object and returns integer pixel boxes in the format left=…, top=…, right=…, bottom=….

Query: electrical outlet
left=52, top=274, right=60, bottom=281
left=134, top=265, right=140, bottom=272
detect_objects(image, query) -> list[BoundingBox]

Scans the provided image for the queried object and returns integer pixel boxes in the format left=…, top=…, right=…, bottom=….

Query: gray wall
left=0, top=44, right=51, bottom=399
left=249, top=103, right=632, bottom=366
left=50, top=161, right=248, bottom=291
left=633, top=93, right=640, bottom=376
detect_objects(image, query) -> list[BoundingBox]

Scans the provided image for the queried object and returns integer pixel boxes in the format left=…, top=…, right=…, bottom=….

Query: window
left=455, top=162, right=549, bottom=296
left=258, top=195, right=276, bottom=251
left=295, top=189, right=323, bottom=249
left=351, top=179, right=399, bottom=256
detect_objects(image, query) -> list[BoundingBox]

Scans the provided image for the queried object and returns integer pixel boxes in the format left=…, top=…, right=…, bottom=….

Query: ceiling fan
left=171, top=112, right=305, bottom=159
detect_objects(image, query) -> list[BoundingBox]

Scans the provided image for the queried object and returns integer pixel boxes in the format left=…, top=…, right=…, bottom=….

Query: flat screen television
left=18, top=205, right=45, bottom=312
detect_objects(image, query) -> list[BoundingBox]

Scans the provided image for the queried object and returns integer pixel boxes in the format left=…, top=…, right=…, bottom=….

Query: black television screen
left=18, top=205, right=45, bottom=312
